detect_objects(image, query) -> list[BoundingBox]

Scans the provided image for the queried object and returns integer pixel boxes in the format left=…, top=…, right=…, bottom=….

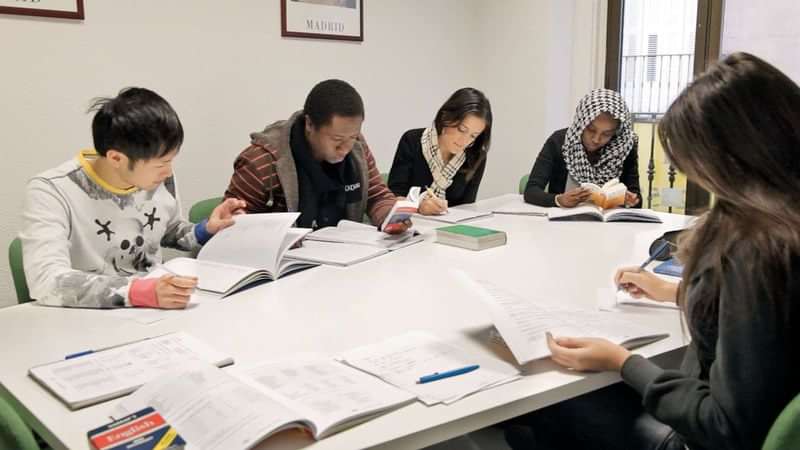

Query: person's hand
left=624, top=191, right=639, bottom=207
left=546, top=333, right=631, bottom=372
left=207, top=198, right=247, bottom=234
left=383, top=219, right=412, bottom=235
left=614, top=267, right=679, bottom=303
left=418, top=196, right=448, bottom=215
left=155, top=275, right=198, bottom=309
left=555, top=187, right=591, bottom=208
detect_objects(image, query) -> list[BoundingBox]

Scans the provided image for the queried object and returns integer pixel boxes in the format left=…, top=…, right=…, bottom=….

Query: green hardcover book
left=435, top=224, right=507, bottom=251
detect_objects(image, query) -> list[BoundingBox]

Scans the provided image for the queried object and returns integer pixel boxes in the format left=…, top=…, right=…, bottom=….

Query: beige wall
left=0, top=0, right=605, bottom=307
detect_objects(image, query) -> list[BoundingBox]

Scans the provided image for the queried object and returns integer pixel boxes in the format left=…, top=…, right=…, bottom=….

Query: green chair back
left=8, top=238, right=32, bottom=304
left=763, top=393, right=800, bottom=449
left=189, top=197, right=224, bottom=224
left=518, top=174, right=529, bottom=194
left=0, top=396, right=39, bottom=450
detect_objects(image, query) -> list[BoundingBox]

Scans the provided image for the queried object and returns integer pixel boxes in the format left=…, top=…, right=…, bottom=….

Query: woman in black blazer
left=387, top=87, right=492, bottom=214
left=524, top=89, right=642, bottom=208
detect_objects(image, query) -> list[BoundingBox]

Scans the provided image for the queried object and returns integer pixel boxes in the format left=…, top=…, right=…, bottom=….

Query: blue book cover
left=654, top=257, right=683, bottom=277
left=88, top=407, right=185, bottom=450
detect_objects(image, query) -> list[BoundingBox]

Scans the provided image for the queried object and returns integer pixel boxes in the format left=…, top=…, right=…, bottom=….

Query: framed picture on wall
left=281, top=0, right=363, bottom=42
left=0, top=0, right=84, bottom=20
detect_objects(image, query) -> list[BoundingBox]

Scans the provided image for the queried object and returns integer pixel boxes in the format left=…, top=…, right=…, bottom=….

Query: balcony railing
left=621, top=53, right=693, bottom=114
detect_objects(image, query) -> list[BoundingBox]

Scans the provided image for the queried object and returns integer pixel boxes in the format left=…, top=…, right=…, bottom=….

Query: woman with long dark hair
left=507, top=52, right=800, bottom=449
left=387, top=87, right=492, bottom=214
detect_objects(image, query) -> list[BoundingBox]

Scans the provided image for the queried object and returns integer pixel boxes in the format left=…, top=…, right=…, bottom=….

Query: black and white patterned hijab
left=562, top=89, right=637, bottom=185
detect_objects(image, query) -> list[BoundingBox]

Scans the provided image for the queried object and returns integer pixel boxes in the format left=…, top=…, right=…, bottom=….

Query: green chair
left=0, top=396, right=39, bottom=450
left=380, top=172, right=389, bottom=184
left=518, top=174, right=529, bottom=194
left=188, top=197, right=223, bottom=224
left=763, top=393, right=800, bottom=449
left=8, top=238, right=32, bottom=304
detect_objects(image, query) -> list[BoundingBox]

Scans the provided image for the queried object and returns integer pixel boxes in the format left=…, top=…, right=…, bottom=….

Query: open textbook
left=455, top=273, right=669, bottom=365
left=28, top=332, right=233, bottom=410
left=113, top=358, right=415, bottom=449
left=548, top=205, right=662, bottom=223
left=581, top=178, right=627, bottom=209
left=414, top=208, right=493, bottom=224
left=337, top=331, right=521, bottom=405
left=306, top=219, right=424, bottom=250
left=156, top=213, right=317, bottom=296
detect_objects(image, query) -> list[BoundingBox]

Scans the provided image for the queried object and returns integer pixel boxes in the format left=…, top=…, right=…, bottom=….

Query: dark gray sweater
left=621, top=245, right=800, bottom=450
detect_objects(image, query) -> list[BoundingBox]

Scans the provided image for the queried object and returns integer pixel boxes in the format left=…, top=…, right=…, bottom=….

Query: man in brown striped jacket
left=225, top=79, right=407, bottom=233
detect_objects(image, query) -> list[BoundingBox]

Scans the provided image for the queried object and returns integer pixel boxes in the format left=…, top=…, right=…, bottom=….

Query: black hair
left=303, top=79, right=364, bottom=129
left=89, top=87, right=183, bottom=166
left=434, top=87, right=493, bottom=180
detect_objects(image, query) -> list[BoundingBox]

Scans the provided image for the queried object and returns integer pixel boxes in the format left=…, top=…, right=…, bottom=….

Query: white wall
left=0, top=0, right=603, bottom=307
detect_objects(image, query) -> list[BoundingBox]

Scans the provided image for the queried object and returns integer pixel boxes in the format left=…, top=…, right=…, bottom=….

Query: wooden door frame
left=605, top=0, right=723, bottom=215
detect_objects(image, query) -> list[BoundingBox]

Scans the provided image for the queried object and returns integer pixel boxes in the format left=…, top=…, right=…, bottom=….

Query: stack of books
left=435, top=224, right=507, bottom=251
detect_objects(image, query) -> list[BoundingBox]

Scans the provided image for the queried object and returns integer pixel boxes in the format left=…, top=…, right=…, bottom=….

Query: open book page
left=113, top=363, right=302, bottom=450
left=602, top=208, right=663, bottom=223
left=197, top=213, right=300, bottom=276
left=337, top=331, right=520, bottom=406
left=381, top=186, right=421, bottom=232
left=237, top=357, right=415, bottom=439
left=284, top=240, right=389, bottom=266
left=306, top=220, right=423, bottom=250
left=582, top=179, right=626, bottom=209
left=29, top=332, right=233, bottom=410
left=159, top=257, right=269, bottom=295
left=455, top=273, right=669, bottom=365
left=547, top=204, right=604, bottom=221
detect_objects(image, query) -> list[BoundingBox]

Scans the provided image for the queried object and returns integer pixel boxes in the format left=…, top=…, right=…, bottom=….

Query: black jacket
left=524, top=128, right=642, bottom=207
left=387, top=128, right=486, bottom=206
left=622, top=244, right=800, bottom=450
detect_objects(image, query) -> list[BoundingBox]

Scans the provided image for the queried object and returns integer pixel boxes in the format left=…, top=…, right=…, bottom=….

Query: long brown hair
left=434, top=87, right=493, bottom=181
left=659, top=52, right=800, bottom=314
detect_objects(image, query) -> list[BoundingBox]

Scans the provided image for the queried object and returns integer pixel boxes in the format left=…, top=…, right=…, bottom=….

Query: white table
left=0, top=194, right=692, bottom=450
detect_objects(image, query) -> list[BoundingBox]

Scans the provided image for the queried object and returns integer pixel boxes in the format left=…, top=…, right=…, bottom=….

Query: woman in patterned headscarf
left=524, top=89, right=642, bottom=208
left=387, top=87, right=492, bottom=215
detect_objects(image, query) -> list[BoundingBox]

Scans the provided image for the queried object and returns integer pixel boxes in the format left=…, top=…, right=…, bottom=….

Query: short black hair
left=89, top=87, right=183, bottom=164
left=303, top=79, right=364, bottom=129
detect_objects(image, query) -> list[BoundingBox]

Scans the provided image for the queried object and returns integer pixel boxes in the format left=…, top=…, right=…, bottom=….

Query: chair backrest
left=188, top=197, right=224, bottom=224
left=763, top=393, right=800, bottom=450
left=0, top=396, right=39, bottom=450
left=518, top=174, right=529, bottom=194
left=8, top=238, right=32, bottom=304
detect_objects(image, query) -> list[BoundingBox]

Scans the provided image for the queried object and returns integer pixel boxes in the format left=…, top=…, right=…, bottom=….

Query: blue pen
left=616, top=240, right=672, bottom=296
left=65, top=350, right=94, bottom=359
left=417, top=364, right=480, bottom=384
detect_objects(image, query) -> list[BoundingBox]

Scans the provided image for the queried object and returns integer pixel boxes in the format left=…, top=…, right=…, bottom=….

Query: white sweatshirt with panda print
left=19, top=150, right=202, bottom=308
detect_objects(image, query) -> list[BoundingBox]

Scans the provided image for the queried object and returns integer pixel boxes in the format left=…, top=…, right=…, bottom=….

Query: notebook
left=151, top=213, right=316, bottom=297
left=455, top=273, right=670, bottom=365
left=491, top=199, right=550, bottom=217
left=28, top=332, right=233, bottom=410
left=284, top=240, right=389, bottom=266
left=306, top=220, right=424, bottom=250
left=113, top=357, right=415, bottom=448
left=337, top=331, right=521, bottom=405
